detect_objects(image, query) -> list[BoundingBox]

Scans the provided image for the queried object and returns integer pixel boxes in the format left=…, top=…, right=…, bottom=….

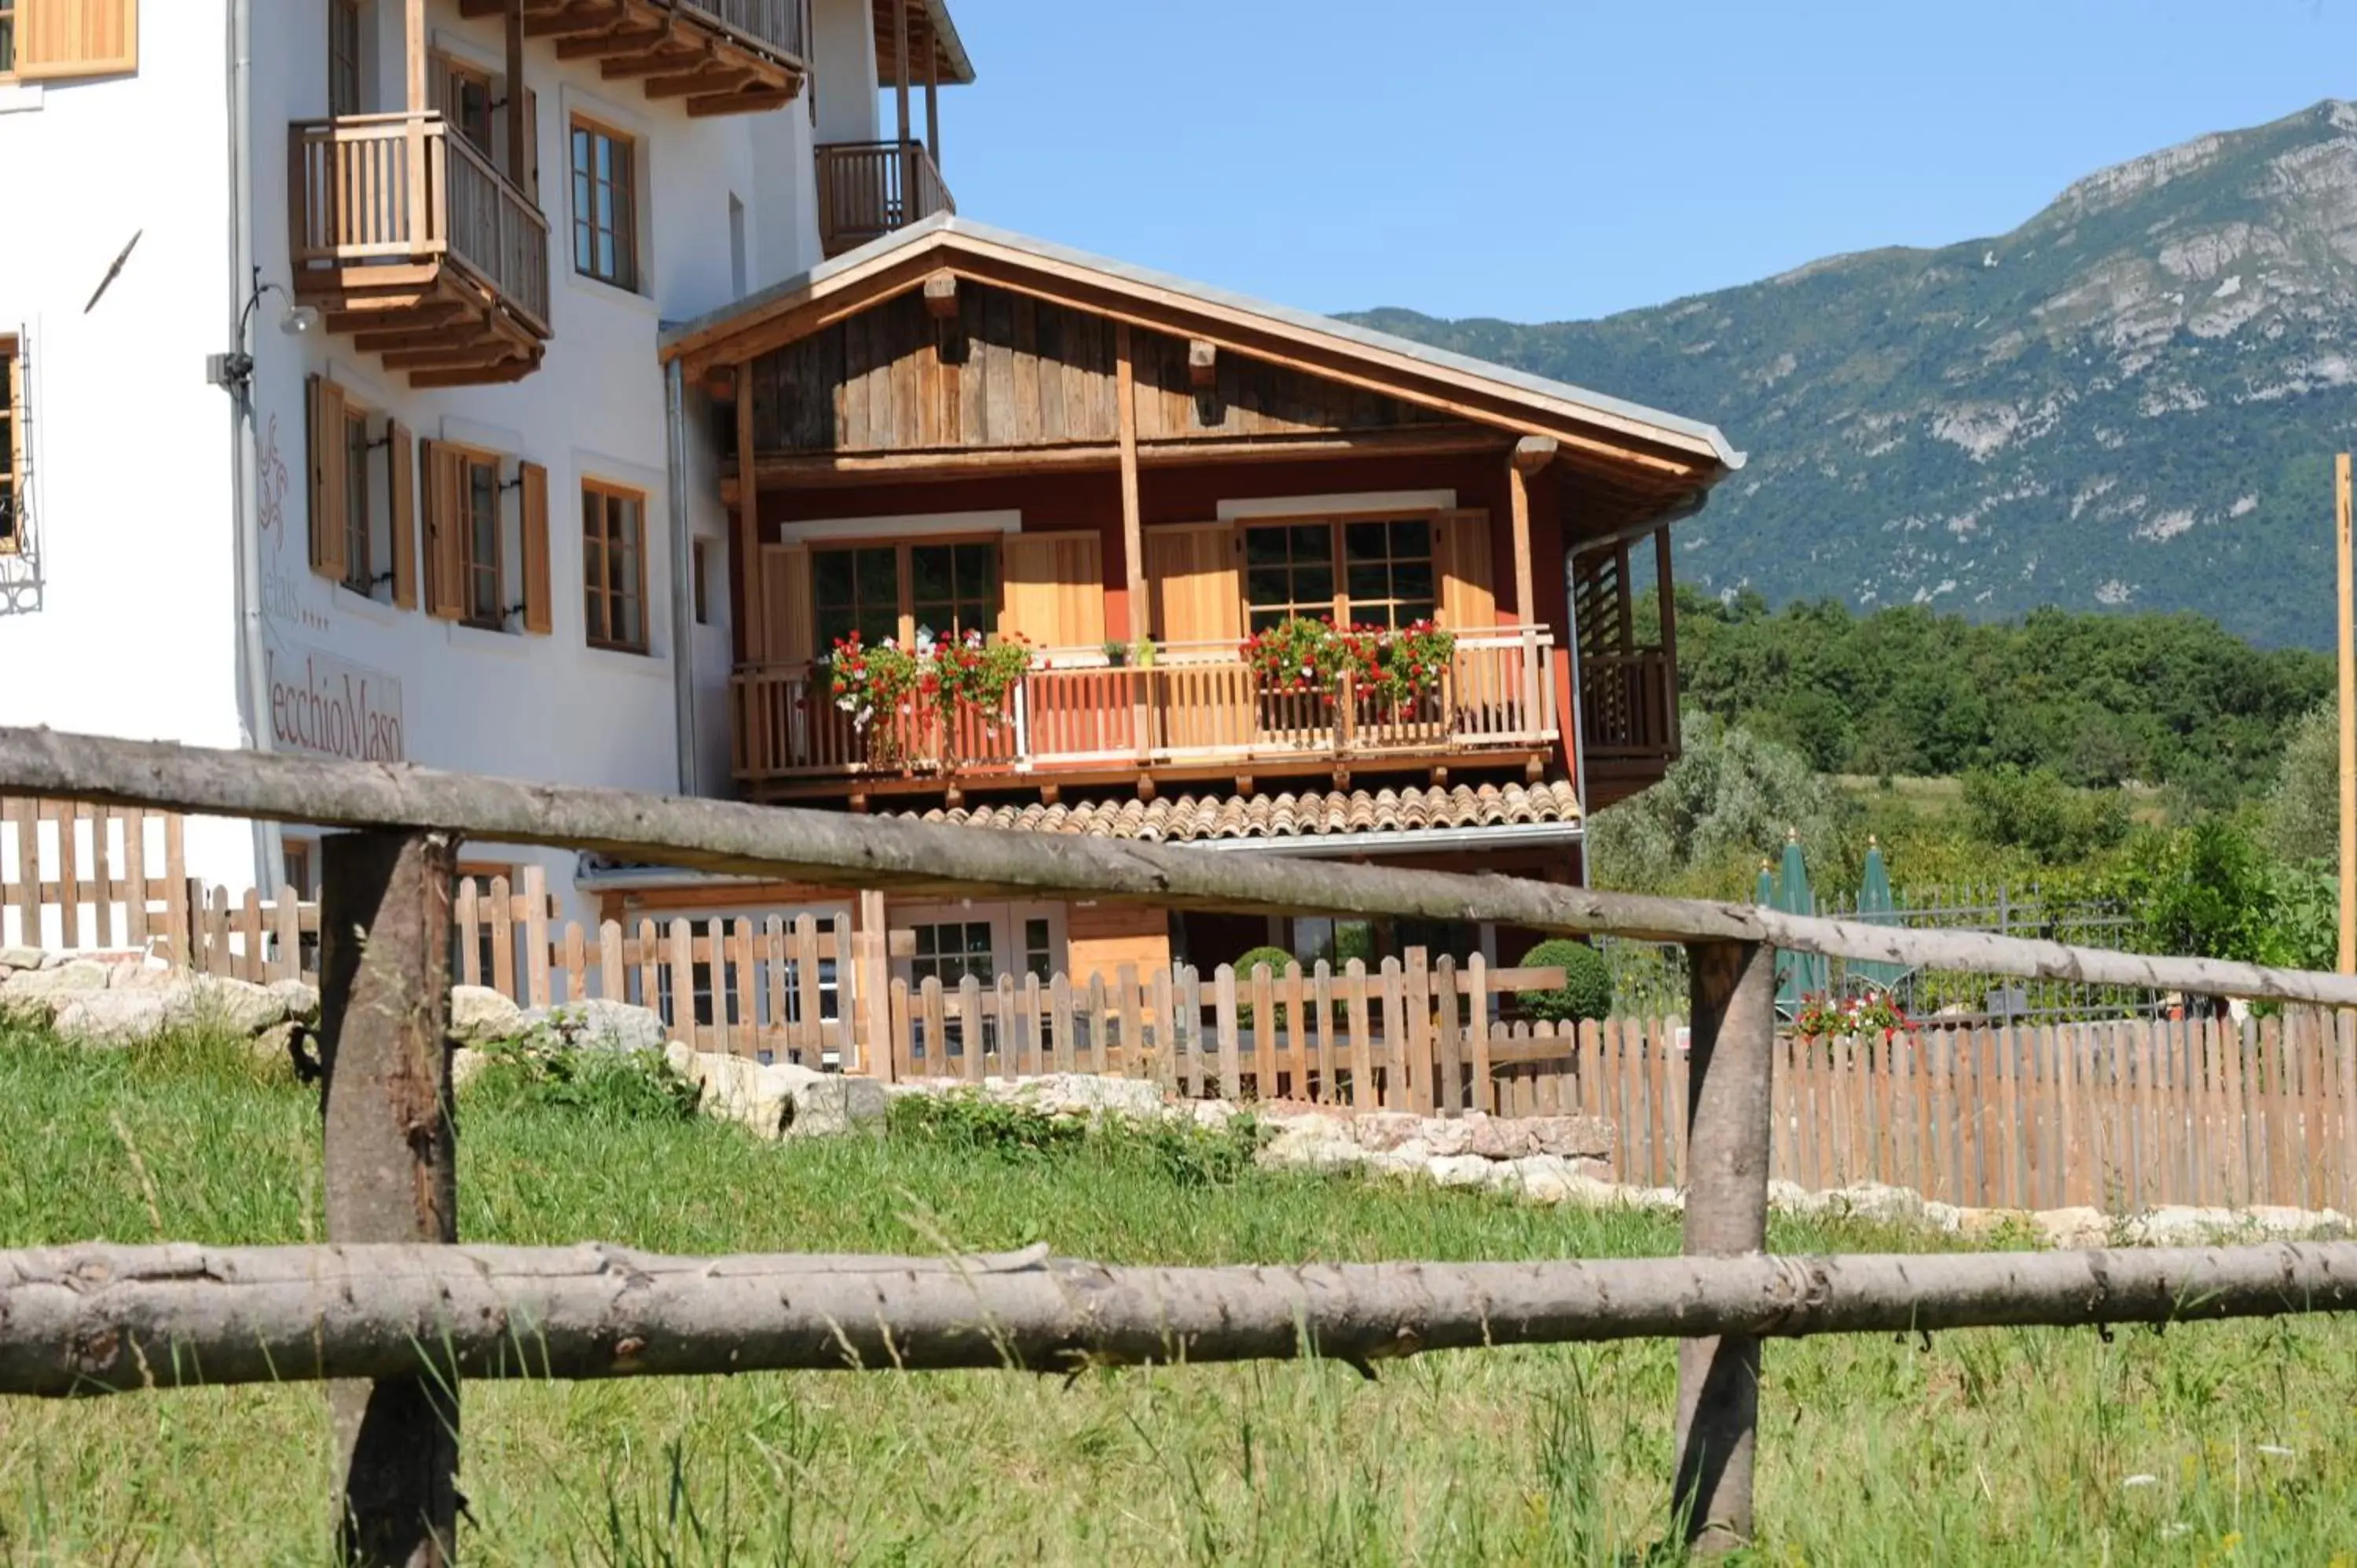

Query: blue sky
left=931, top=0, right=2357, bottom=324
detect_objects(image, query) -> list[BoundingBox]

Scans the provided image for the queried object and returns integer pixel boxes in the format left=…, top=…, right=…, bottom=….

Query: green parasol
left=1776, top=829, right=1828, bottom=1007
left=1848, top=835, right=1911, bottom=993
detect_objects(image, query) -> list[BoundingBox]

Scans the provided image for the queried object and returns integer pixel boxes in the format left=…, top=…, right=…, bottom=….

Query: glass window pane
left=1391, top=518, right=1431, bottom=557
left=857, top=606, right=897, bottom=645
left=1347, top=565, right=1391, bottom=603
left=1244, top=527, right=1288, bottom=566
left=1295, top=566, right=1332, bottom=606
left=856, top=548, right=897, bottom=605
left=1246, top=567, right=1290, bottom=607
left=911, top=544, right=951, bottom=603
left=1343, top=521, right=1389, bottom=561
left=955, top=543, right=995, bottom=592
left=1392, top=561, right=1434, bottom=601
left=813, top=549, right=853, bottom=607
left=1249, top=607, right=1288, bottom=633
left=1290, top=524, right=1332, bottom=561
left=1398, top=600, right=1435, bottom=627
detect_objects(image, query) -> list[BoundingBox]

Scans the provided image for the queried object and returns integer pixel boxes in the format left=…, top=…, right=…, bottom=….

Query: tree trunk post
left=319, top=830, right=461, bottom=1567
left=1672, top=938, right=1776, bottom=1554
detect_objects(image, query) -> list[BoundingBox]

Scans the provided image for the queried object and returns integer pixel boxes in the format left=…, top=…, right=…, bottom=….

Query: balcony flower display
left=1241, top=616, right=1457, bottom=710
left=827, top=628, right=1031, bottom=772
left=1242, top=617, right=1352, bottom=698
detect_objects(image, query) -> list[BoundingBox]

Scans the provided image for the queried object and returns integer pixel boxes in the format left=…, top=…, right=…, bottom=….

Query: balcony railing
left=290, top=112, right=552, bottom=339
left=671, top=0, right=811, bottom=64
left=1579, top=649, right=1678, bottom=761
left=815, top=138, right=955, bottom=257
left=730, top=628, right=1562, bottom=786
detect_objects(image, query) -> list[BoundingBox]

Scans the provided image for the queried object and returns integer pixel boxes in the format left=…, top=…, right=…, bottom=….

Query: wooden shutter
left=518, top=460, right=551, bottom=634
left=419, top=439, right=465, bottom=621
left=999, top=530, right=1105, bottom=650
left=1141, top=522, right=1240, bottom=645
left=761, top=542, right=813, bottom=663
left=16, top=0, right=139, bottom=80
left=1432, top=507, right=1496, bottom=629
left=305, top=375, right=347, bottom=584
left=387, top=422, right=417, bottom=610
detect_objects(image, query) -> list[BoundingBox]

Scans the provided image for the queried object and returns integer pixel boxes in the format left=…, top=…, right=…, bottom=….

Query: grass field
left=5, top=1031, right=2357, bottom=1565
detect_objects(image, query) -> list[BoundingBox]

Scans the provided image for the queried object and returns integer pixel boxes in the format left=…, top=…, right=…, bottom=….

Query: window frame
left=340, top=406, right=373, bottom=596
left=448, top=445, right=504, bottom=631
left=0, top=0, right=17, bottom=79
left=435, top=49, right=496, bottom=157
left=1241, top=507, right=1440, bottom=632
left=570, top=112, right=640, bottom=292
left=812, top=534, right=1003, bottom=651
left=328, top=0, right=364, bottom=116
left=581, top=478, right=650, bottom=654
left=0, top=335, right=20, bottom=557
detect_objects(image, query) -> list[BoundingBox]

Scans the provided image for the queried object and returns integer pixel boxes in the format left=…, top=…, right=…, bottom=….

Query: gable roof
left=661, top=216, right=1743, bottom=494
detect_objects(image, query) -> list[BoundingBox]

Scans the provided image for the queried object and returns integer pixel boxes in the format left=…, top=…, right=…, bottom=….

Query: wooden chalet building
left=605, top=217, right=1740, bottom=986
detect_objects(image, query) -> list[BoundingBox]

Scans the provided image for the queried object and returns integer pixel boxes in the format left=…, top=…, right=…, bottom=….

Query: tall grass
left=3, top=1028, right=2354, bottom=1563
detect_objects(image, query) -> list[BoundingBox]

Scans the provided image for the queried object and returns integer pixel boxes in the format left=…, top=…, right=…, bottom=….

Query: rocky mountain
left=1354, top=100, right=2357, bottom=648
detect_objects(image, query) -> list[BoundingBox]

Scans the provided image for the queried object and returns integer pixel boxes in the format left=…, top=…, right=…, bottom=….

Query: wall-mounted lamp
left=206, top=266, right=319, bottom=390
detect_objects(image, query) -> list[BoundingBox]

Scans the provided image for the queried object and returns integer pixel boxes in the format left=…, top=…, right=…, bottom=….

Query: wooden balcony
left=730, top=628, right=1561, bottom=794
left=1578, top=648, right=1680, bottom=806
left=460, top=0, right=812, bottom=117
left=815, top=138, right=954, bottom=258
left=290, top=113, right=552, bottom=387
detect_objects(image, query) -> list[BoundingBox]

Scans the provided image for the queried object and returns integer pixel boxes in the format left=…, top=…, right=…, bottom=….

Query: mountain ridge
left=1351, top=99, right=2357, bottom=647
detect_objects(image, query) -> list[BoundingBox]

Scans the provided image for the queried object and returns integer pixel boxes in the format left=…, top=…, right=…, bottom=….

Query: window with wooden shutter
left=305, top=376, right=349, bottom=584
left=9, top=0, right=137, bottom=80
left=1141, top=522, right=1240, bottom=646
left=387, top=422, right=417, bottom=609
left=1431, top=508, right=1496, bottom=629
left=761, top=542, right=813, bottom=664
left=519, top=460, right=551, bottom=634
left=419, top=438, right=468, bottom=621
left=999, top=530, right=1104, bottom=651
left=0, top=337, right=22, bottom=555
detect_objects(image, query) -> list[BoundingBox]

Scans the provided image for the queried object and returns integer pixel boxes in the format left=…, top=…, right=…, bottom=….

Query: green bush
left=469, top=1040, right=704, bottom=1124
left=1233, top=945, right=1298, bottom=1028
left=886, top=1093, right=1086, bottom=1162
left=1517, top=940, right=1613, bottom=1024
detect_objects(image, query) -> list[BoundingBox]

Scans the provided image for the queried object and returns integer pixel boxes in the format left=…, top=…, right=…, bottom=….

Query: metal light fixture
left=207, top=266, right=313, bottom=389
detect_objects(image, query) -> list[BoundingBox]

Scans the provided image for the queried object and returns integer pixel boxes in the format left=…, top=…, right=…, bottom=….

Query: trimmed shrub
left=1517, top=940, right=1613, bottom=1024
left=1233, top=946, right=1299, bottom=1028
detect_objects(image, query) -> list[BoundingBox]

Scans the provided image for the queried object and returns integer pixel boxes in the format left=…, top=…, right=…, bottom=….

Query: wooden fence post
left=1672, top=939, right=1776, bottom=1555
left=318, top=830, right=461, bottom=1566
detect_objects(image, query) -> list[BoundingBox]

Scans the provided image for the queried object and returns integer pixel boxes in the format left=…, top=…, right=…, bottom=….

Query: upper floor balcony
left=815, top=138, right=954, bottom=257
left=730, top=628, right=1563, bottom=797
left=458, top=0, right=812, bottom=117
left=290, top=112, right=552, bottom=387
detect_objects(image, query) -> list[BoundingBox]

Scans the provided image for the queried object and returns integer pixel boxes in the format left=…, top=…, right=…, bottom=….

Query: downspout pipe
left=665, top=357, right=698, bottom=797
left=227, top=0, right=280, bottom=890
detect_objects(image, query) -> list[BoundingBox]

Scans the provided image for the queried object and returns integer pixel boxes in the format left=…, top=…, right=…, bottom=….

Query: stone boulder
left=0, top=946, right=45, bottom=972
left=53, top=990, right=176, bottom=1046
left=449, top=986, right=526, bottom=1045
left=269, top=980, right=321, bottom=1024
left=671, top=1050, right=887, bottom=1139
left=519, top=998, right=669, bottom=1054
left=166, top=976, right=290, bottom=1036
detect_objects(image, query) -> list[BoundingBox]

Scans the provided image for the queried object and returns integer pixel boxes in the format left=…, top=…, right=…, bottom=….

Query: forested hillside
left=1361, top=101, right=2357, bottom=647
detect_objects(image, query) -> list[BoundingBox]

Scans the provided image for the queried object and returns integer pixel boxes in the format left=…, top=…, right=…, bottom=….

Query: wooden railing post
left=1673, top=938, right=1776, bottom=1555
left=318, top=830, right=461, bottom=1567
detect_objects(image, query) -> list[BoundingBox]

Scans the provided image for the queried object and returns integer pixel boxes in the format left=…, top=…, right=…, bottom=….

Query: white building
left=0, top=0, right=968, bottom=917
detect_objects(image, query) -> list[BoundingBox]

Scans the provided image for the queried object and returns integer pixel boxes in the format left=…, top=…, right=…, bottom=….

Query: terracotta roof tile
left=901, top=779, right=1581, bottom=845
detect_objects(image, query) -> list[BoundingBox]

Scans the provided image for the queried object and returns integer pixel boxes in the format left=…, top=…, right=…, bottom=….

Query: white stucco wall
left=0, top=0, right=841, bottom=925
left=810, top=0, right=882, bottom=144
left=0, top=2, right=255, bottom=893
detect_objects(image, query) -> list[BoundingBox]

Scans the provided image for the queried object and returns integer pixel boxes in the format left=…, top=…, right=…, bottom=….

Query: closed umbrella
left=1776, top=829, right=1827, bottom=1007
left=1849, top=835, right=1910, bottom=994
